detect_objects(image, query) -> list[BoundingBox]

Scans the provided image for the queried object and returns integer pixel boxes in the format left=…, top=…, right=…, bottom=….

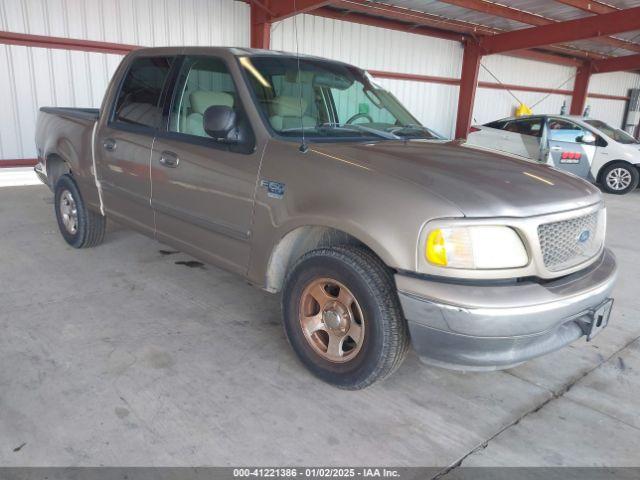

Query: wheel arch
left=45, top=153, right=72, bottom=188
left=263, top=224, right=394, bottom=293
left=596, top=159, right=638, bottom=183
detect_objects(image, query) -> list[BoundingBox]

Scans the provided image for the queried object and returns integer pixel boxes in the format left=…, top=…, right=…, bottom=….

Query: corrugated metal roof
left=336, top=0, right=640, bottom=60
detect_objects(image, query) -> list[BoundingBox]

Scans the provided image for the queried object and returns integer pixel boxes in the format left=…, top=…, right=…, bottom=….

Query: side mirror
left=203, top=105, right=238, bottom=142
left=578, top=132, right=596, bottom=145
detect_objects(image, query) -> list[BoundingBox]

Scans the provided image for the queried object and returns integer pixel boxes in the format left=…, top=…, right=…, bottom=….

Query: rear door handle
left=159, top=150, right=179, bottom=168
left=550, top=146, right=563, bottom=151
left=103, top=138, right=117, bottom=151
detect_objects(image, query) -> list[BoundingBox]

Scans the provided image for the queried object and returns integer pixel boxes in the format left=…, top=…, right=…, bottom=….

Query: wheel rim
left=605, top=167, right=632, bottom=191
left=59, top=189, right=78, bottom=235
left=299, top=278, right=365, bottom=363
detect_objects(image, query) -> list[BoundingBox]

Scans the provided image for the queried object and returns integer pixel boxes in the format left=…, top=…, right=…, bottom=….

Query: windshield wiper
left=318, top=123, right=400, bottom=140
left=388, top=124, right=441, bottom=139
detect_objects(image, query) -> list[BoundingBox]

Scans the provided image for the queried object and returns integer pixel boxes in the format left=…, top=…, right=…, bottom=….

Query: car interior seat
left=185, top=90, right=234, bottom=137
left=268, top=96, right=316, bottom=131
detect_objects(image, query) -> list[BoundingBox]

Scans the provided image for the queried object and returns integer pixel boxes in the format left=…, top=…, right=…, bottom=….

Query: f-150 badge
left=261, top=179, right=285, bottom=199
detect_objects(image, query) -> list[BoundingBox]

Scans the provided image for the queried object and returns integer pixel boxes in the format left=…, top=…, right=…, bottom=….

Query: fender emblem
left=260, top=179, right=285, bottom=199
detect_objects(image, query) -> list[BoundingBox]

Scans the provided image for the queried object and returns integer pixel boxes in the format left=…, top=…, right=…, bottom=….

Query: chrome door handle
left=550, top=146, right=562, bottom=151
left=159, top=151, right=179, bottom=168
left=103, top=138, right=117, bottom=151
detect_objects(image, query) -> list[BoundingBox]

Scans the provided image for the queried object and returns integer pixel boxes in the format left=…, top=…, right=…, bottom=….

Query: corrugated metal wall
left=272, top=14, right=640, bottom=137
left=474, top=54, right=574, bottom=125
left=0, top=0, right=249, bottom=160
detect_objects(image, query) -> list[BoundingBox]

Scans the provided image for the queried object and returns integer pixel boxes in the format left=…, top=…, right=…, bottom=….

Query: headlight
left=425, top=226, right=528, bottom=269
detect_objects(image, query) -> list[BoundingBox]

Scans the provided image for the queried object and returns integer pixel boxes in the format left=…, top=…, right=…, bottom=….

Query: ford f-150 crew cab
left=35, top=47, right=617, bottom=389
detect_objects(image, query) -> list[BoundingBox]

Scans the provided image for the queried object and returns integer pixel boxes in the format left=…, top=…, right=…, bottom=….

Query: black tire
left=599, top=162, right=639, bottom=195
left=282, top=245, right=409, bottom=389
left=54, top=174, right=106, bottom=248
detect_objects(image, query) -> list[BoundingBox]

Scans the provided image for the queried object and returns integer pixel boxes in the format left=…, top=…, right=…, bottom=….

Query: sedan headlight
left=425, top=226, right=528, bottom=269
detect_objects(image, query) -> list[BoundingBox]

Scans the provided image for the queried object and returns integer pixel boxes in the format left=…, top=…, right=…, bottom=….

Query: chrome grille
left=538, top=211, right=601, bottom=272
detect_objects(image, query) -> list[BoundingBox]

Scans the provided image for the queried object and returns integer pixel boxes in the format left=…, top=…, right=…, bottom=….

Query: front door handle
left=103, top=138, right=117, bottom=151
left=159, top=150, right=179, bottom=168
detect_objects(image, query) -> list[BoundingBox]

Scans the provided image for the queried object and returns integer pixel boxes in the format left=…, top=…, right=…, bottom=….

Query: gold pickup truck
left=35, top=47, right=617, bottom=389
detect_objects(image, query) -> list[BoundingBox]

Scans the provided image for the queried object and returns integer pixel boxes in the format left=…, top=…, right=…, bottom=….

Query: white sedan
left=467, top=114, right=640, bottom=194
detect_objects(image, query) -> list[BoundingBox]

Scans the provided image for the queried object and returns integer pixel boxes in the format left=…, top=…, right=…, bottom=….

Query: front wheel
left=54, top=174, right=106, bottom=248
left=282, top=245, right=409, bottom=389
left=600, top=162, right=639, bottom=195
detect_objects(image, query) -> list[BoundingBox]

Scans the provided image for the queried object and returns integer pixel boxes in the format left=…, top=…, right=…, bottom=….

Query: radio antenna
left=293, top=0, right=308, bottom=153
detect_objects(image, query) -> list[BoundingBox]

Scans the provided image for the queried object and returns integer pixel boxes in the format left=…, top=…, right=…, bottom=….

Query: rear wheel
left=600, top=162, right=639, bottom=195
left=282, top=245, right=409, bottom=389
left=54, top=174, right=106, bottom=248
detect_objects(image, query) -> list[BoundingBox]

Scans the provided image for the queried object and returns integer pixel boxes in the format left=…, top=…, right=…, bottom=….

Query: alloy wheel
left=606, top=167, right=632, bottom=191
left=299, top=278, right=365, bottom=363
left=59, top=189, right=78, bottom=235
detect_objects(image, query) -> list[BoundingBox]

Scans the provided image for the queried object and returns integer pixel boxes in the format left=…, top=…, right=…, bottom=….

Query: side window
left=547, top=119, right=587, bottom=143
left=169, top=56, right=237, bottom=138
left=505, top=118, right=543, bottom=137
left=113, top=56, right=174, bottom=129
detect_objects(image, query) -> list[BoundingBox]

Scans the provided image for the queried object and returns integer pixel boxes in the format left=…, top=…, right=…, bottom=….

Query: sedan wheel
left=605, top=168, right=632, bottom=192
left=600, top=162, right=639, bottom=195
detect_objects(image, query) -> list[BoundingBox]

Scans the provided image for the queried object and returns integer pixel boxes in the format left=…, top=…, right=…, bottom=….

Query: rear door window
left=505, top=118, right=543, bottom=137
left=112, top=56, right=175, bottom=130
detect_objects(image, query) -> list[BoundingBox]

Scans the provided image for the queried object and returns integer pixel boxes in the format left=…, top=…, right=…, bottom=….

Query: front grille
left=538, top=211, right=601, bottom=272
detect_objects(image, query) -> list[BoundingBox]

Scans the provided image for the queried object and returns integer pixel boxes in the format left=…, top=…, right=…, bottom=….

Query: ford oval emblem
left=578, top=230, right=591, bottom=243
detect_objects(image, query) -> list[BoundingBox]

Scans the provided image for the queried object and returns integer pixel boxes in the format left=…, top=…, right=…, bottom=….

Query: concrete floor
left=1, top=180, right=639, bottom=471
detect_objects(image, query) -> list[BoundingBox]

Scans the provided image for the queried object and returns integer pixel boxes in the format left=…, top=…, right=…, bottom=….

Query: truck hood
left=312, top=140, right=602, bottom=217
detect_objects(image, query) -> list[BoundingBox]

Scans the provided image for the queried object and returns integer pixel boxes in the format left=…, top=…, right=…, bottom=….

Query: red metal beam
left=507, top=49, right=582, bottom=67
left=553, top=0, right=617, bottom=15
left=0, top=30, right=136, bottom=54
left=439, top=0, right=640, bottom=54
left=250, top=1, right=271, bottom=49
left=269, top=0, right=334, bottom=22
left=479, top=6, right=640, bottom=55
left=455, top=40, right=481, bottom=140
left=367, top=68, right=628, bottom=100
left=591, top=53, right=640, bottom=74
left=368, top=70, right=460, bottom=86
left=0, top=159, right=38, bottom=168
left=438, top=0, right=550, bottom=27
left=570, top=63, right=592, bottom=115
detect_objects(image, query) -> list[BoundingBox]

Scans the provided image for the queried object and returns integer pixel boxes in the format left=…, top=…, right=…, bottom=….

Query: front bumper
left=397, top=248, right=617, bottom=371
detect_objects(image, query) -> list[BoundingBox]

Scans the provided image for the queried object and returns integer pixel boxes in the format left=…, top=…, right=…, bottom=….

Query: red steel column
left=570, top=62, right=592, bottom=115
left=250, top=2, right=271, bottom=49
left=455, top=40, right=482, bottom=140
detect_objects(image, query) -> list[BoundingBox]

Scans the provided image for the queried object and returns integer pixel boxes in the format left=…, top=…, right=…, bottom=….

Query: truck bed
left=35, top=106, right=102, bottom=209
left=39, top=107, right=100, bottom=121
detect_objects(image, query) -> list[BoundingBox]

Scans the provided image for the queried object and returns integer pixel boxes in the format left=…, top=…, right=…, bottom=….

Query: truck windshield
left=584, top=119, right=639, bottom=144
left=239, top=55, right=443, bottom=141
